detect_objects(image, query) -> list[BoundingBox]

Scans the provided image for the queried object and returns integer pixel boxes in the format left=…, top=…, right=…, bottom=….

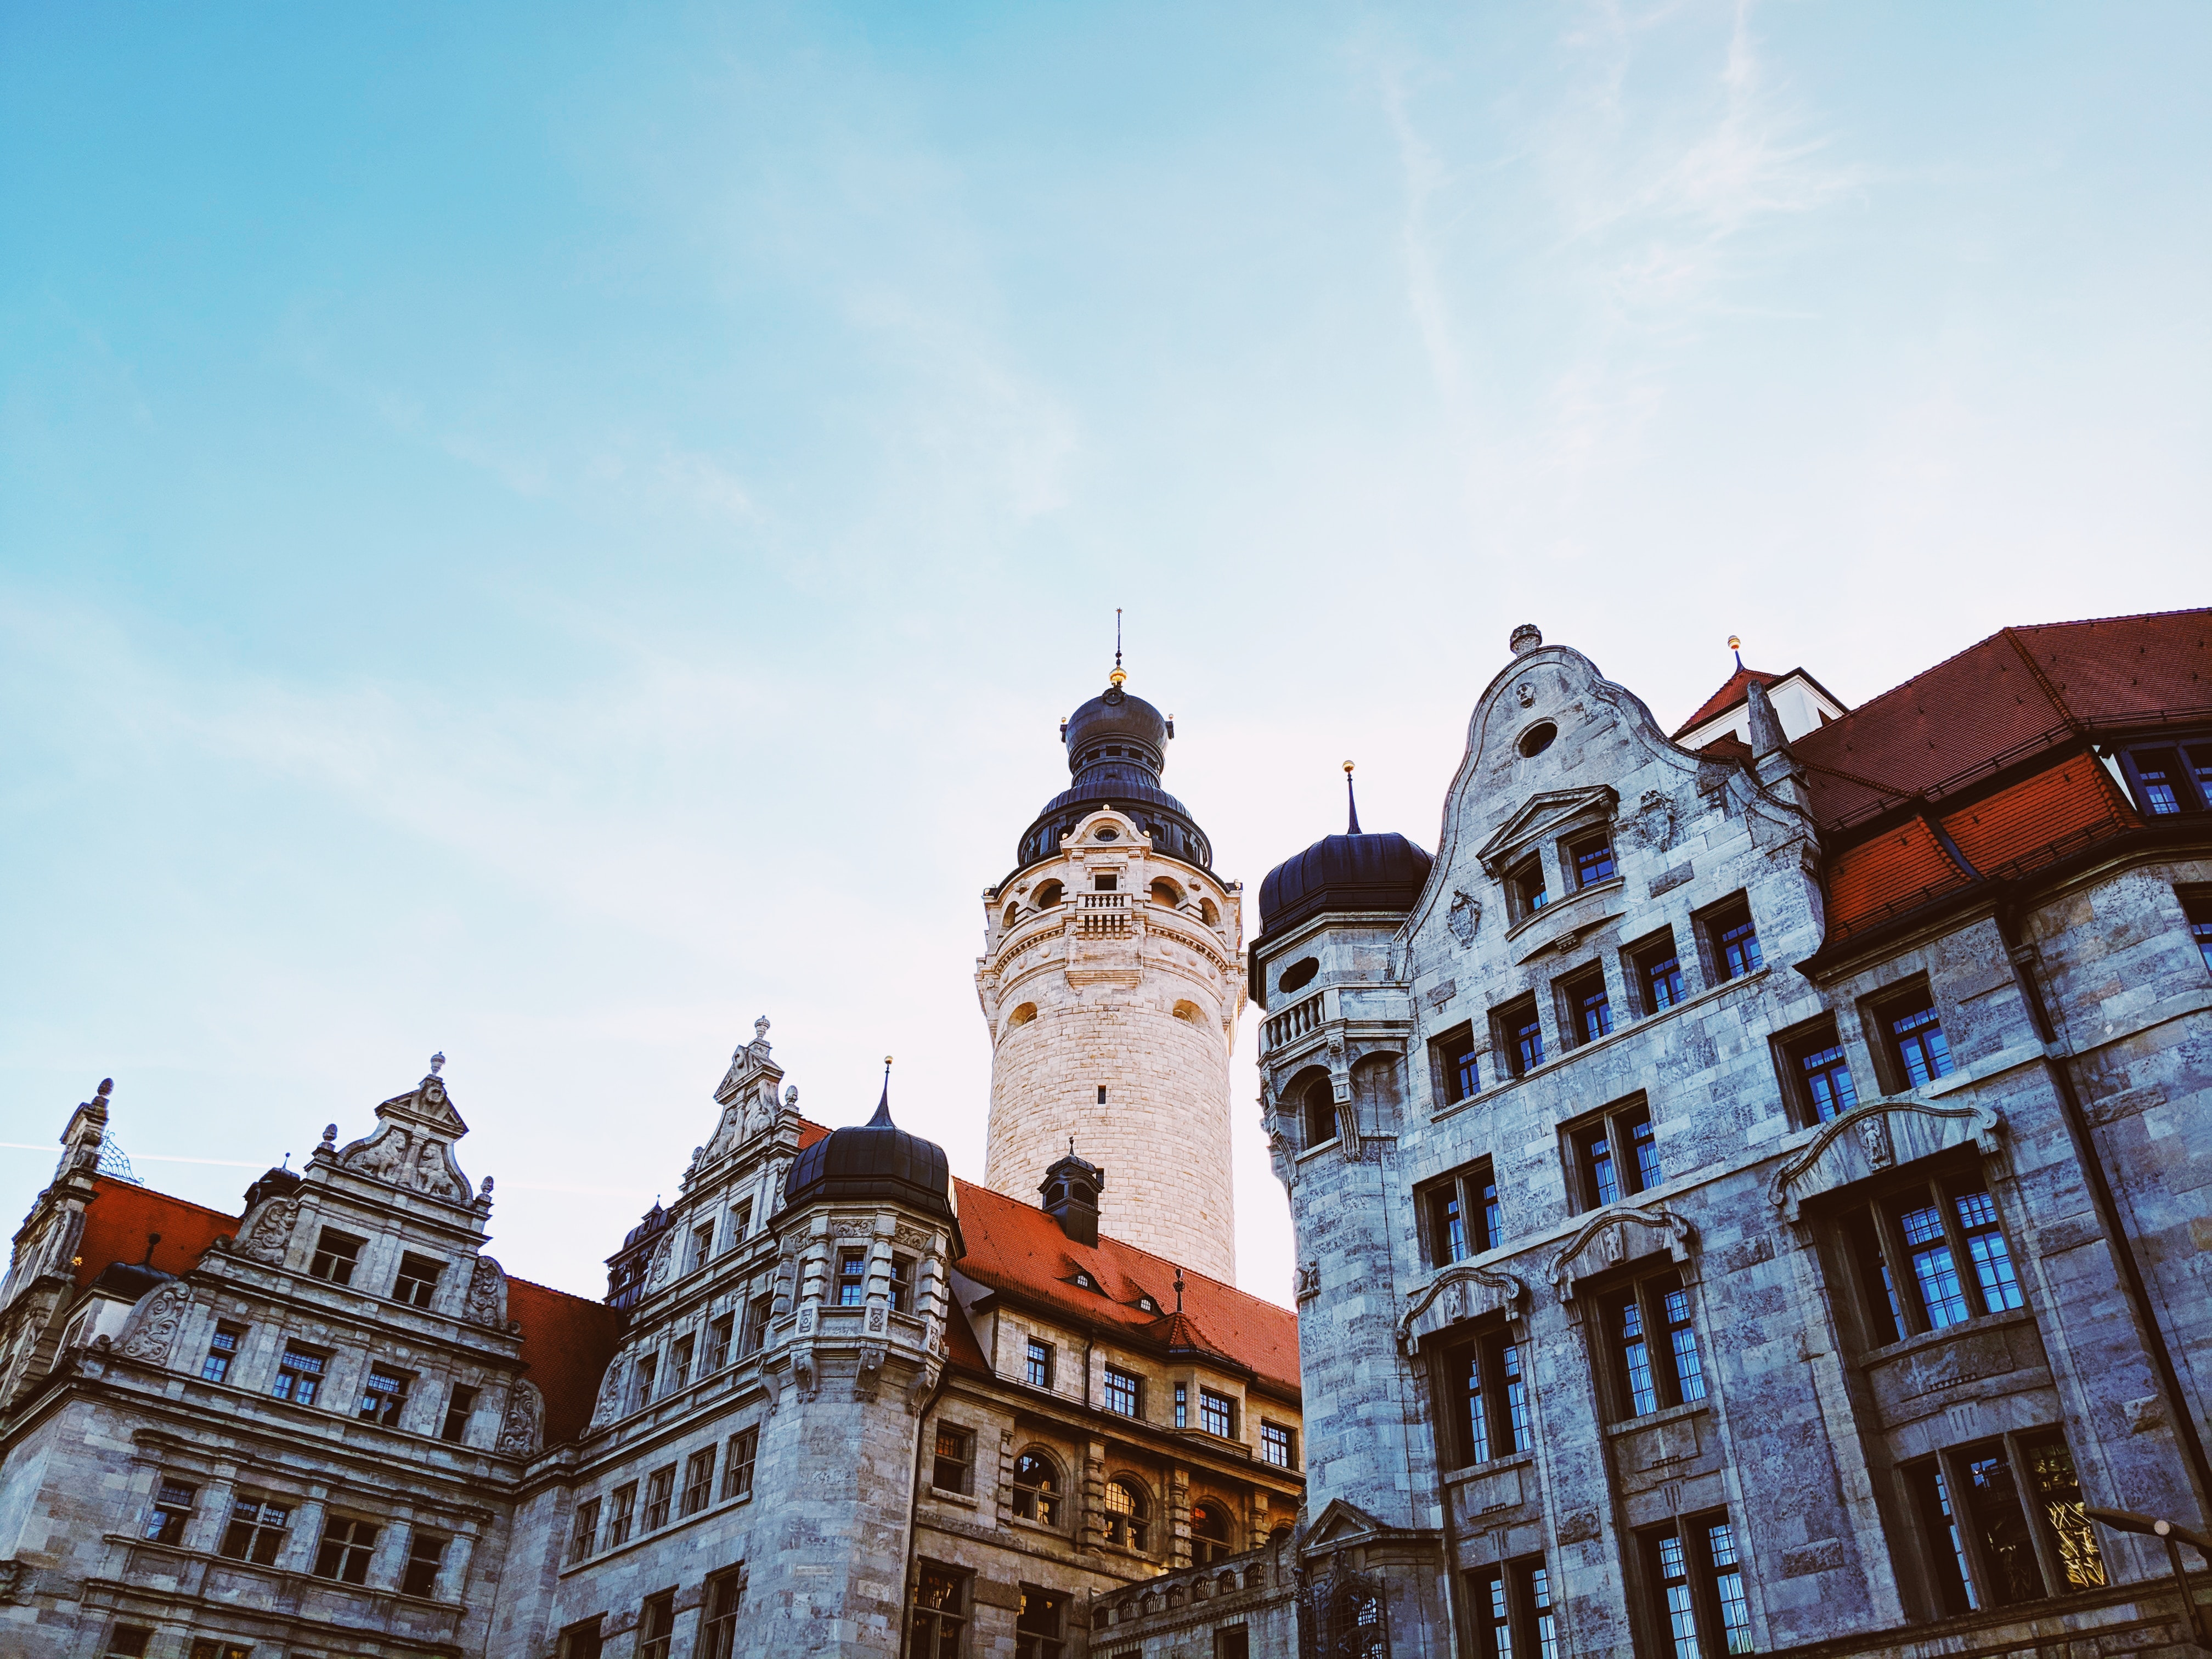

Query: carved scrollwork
left=1447, top=890, right=1482, bottom=947
left=235, top=1197, right=301, bottom=1266
left=1769, top=1098, right=2002, bottom=1219
left=1397, top=1262, right=1527, bottom=1353
left=645, top=1233, right=675, bottom=1289
left=118, top=1280, right=192, bottom=1364
left=464, top=1256, right=506, bottom=1325
left=1547, top=1203, right=1697, bottom=1303
left=496, top=1378, right=544, bottom=1457
left=589, top=1358, right=625, bottom=1430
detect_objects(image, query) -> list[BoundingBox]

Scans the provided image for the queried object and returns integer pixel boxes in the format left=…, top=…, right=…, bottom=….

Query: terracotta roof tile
left=77, top=1177, right=238, bottom=1288
left=1822, top=818, right=1972, bottom=939
left=1673, top=664, right=1784, bottom=738
left=1939, top=755, right=2138, bottom=876
left=505, top=1275, right=624, bottom=1446
left=949, top=1176, right=1298, bottom=1395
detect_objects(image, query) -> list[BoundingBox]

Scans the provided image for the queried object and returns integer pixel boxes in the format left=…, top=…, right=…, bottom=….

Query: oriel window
left=1199, top=1387, right=1235, bottom=1438
left=1103, top=1364, right=1141, bottom=1418
left=889, top=1253, right=915, bottom=1314
left=1261, top=1421, right=1296, bottom=1469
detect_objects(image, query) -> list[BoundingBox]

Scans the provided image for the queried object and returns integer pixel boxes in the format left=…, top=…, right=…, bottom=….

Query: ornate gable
left=332, top=1056, right=479, bottom=1207
left=1473, top=785, right=1620, bottom=877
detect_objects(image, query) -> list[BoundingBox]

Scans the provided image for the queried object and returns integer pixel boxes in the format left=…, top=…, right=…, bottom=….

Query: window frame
left=836, top=1249, right=868, bottom=1307
left=606, top=1482, right=638, bottom=1548
left=1626, top=927, right=1688, bottom=1017
left=313, top=1514, right=380, bottom=1585
left=1594, top=1267, right=1708, bottom=1421
left=401, top=1528, right=448, bottom=1599
left=143, top=1478, right=196, bottom=1545
left=932, top=1424, right=975, bottom=1496
left=1016, top=1582, right=1070, bottom=1659
left=1260, top=1420, right=1296, bottom=1470
left=1491, top=994, right=1545, bottom=1080
left=359, top=1363, right=413, bottom=1427
left=272, top=1344, right=329, bottom=1407
left=704, top=1312, right=734, bottom=1374
left=722, top=1427, right=758, bottom=1502
left=1102, top=1364, right=1143, bottom=1419
left=1011, top=1447, right=1064, bottom=1527
left=1024, top=1336, right=1056, bottom=1391
left=1772, top=1014, right=1861, bottom=1127
left=642, top=1463, right=677, bottom=1531
left=2117, top=737, right=2212, bottom=817
left=681, top=1446, right=717, bottom=1516
left=637, top=1589, right=677, bottom=1659
left=568, top=1497, right=600, bottom=1564
left=1640, top=1510, right=1755, bottom=1658
left=1506, top=853, right=1550, bottom=924
left=1198, top=1387, right=1237, bottom=1440
left=1565, top=828, right=1617, bottom=891
left=217, top=1494, right=292, bottom=1566
left=1417, top=1157, right=1503, bottom=1268
left=1695, top=894, right=1763, bottom=985
left=1436, top=1324, right=1533, bottom=1470
left=1564, top=1097, right=1659, bottom=1213
left=1899, top=1429, right=2107, bottom=1616
left=698, top=1568, right=745, bottom=1659
left=392, top=1251, right=444, bottom=1308
left=889, top=1252, right=916, bottom=1314
left=1470, top=1555, right=1560, bottom=1659
left=309, top=1226, right=365, bottom=1286
left=1556, top=961, right=1614, bottom=1049
left=1431, top=1022, right=1481, bottom=1107
left=200, top=1323, right=245, bottom=1384
left=1102, top=1474, right=1150, bottom=1553
left=442, top=1380, right=479, bottom=1443
left=909, top=1563, right=972, bottom=1659
left=1866, top=979, right=1956, bottom=1092
left=1828, top=1162, right=2025, bottom=1347
left=1189, top=1498, right=1236, bottom=1565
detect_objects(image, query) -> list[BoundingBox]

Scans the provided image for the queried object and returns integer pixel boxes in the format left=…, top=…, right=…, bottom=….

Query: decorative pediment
left=338, top=1122, right=474, bottom=1205
left=1475, top=786, right=1620, bottom=877
left=714, top=1016, right=785, bottom=1106
left=1304, top=1497, right=1392, bottom=1551
left=1769, top=1099, right=2003, bottom=1220
left=1397, top=1262, right=1527, bottom=1354
left=1547, top=1202, right=1696, bottom=1302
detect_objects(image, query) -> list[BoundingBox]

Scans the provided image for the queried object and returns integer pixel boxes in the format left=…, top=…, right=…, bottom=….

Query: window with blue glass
left=1779, top=1018, right=1859, bottom=1125
left=2182, top=887, right=2212, bottom=973
left=1471, top=1558, right=1561, bottom=1659
left=1632, top=932, right=1686, bottom=1015
left=1560, top=963, right=1613, bottom=1046
left=1509, top=856, right=1549, bottom=923
left=1878, top=985, right=1955, bottom=1087
left=1568, top=831, right=1617, bottom=890
left=1419, top=1158, right=1502, bottom=1266
left=1703, top=897, right=1763, bottom=981
left=1646, top=1513, right=1756, bottom=1658
left=1569, top=1099, right=1658, bottom=1213
left=1494, top=995, right=1545, bottom=1077
left=1434, top=1024, right=1481, bottom=1105
left=1603, top=1269, right=1707, bottom=1420
left=1440, top=1328, right=1532, bottom=1468
left=1838, top=1169, right=2023, bottom=1346
left=2121, top=742, right=2212, bottom=816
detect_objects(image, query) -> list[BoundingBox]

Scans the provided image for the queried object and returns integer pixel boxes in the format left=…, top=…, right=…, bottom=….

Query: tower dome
left=1250, top=767, right=1433, bottom=1002
left=1012, top=673, right=1213, bottom=873
left=784, top=1068, right=956, bottom=1224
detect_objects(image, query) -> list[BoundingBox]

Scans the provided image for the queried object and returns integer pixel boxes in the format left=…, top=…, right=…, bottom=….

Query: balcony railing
left=1262, top=991, right=1323, bottom=1052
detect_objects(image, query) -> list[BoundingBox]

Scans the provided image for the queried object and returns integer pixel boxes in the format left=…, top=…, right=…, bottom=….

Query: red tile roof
left=1939, top=754, right=2137, bottom=878
left=1821, top=817, right=1971, bottom=940
left=1673, top=663, right=1785, bottom=738
left=947, top=1176, right=1300, bottom=1396
left=77, top=1177, right=238, bottom=1288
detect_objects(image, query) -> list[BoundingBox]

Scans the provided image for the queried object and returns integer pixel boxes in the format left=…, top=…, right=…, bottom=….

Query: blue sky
left=4, top=3, right=2206, bottom=1305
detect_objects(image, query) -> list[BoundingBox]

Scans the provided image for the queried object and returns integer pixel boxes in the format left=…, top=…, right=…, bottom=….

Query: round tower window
left=1094, top=825, right=1120, bottom=840
left=1279, top=957, right=1320, bottom=995
left=1519, top=721, right=1558, bottom=758
left=1008, top=1003, right=1037, bottom=1028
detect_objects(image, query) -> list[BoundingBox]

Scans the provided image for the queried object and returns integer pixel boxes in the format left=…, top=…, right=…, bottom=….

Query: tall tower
left=976, top=667, right=1246, bottom=1282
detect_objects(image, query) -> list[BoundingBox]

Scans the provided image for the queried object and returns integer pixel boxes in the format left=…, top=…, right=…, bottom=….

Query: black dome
left=1009, top=673, right=1213, bottom=874
left=1257, top=831, right=1434, bottom=936
left=784, top=1085, right=956, bottom=1223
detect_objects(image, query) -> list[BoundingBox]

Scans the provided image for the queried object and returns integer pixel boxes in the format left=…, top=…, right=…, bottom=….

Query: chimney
left=1038, top=1147, right=1106, bottom=1248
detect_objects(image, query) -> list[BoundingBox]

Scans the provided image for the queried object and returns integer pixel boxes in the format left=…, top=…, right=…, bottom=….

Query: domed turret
left=1012, top=669, right=1212, bottom=873
left=784, top=1063, right=956, bottom=1224
left=1251, top=765, right=1433, bottom=1004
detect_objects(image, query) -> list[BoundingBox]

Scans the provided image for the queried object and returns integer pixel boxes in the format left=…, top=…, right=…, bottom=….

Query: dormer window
left=1136, top=1294, right=1160, bottom=1314
left=1071, top=1271, right=1100, bottom=1293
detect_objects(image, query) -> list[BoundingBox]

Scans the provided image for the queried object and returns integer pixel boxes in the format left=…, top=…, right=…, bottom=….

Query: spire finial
left=1343, top=760, right=1362, bottom=836
left=1109, top=608, right=1127, bottom=688
left=1173, top=1266, right=1185, bottom=1313
left=870, top=1056, right=895, bottom=1127
left=1728, top=634, right=1743, bottom=670
left=428, top=1052, right=445, bottom=1076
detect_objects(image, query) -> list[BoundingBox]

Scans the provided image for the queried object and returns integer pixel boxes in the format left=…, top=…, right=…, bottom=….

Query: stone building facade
left=1249, top=611, right=2212, bottom=1656
left=979, top=669, right=1248, bottom=1283
left=0, top=669, right=1299, bottom=1659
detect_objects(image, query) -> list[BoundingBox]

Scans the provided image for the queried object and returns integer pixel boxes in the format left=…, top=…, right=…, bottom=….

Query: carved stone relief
left=465, top=1257, right=506, bottom=1325
left=342, top=1127, right=468, bottom=1201
left=1547, top=1204, right=1698, bottom=1304
left=1295, top=1261, right=1321, bottom=1301
left=589, top=1358, right=625, bottom=1429
left=1633, top=789, right=1677, bottom=851
left=496, top=1379, right=544, bottom=1457
left=1447, top=890, right=1481, bottom=947
left=119, top=1280, right=192, bottom=1364
left=1397, top=1263, right=1527, bottom=1353
left=235, top=1197, right=301, bottom=1266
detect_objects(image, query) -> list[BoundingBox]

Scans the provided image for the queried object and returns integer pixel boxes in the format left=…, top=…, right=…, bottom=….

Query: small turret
left=1038, top=1144, right=1105, bottom=1246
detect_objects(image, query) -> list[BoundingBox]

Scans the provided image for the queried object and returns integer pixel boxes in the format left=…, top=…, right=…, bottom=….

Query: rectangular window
left=1440, top=1329, right=1531, bottom=1467
left=933, top=1425, right=974, bottom=1495
left=557, top=1616, right=605, bottom=1659
left=1103, top=1364, right=1141, bottom=1418
left=201, top=1323, right=245, bottom=1384
left=729, top=1199, right=753, bottom=1249
left=723, top=1428, right=758, bottom=1502
left=910, top=1566, right=970, bottom=1659
left=1631, top=932, right=1686, bottom=1016
left=1026, top=1338, right=1056, bottom=1390
left=106, top=1626, right=154, bottom=1658
left=1878, top=985, right=1955, bottom=1087
left=187, top=1644, right=251, bottom=1659
left=273, top=1346, right=327, bottom=1407
left=669, top=1334, right=694, bottom=1392
left=837, top=1250, right=868, bottom=1306
left=690, top=1223, right=715, bottom=1275
left=1015, top=1584, right=1068, bottom=1659
left=634, top=1353, right=658, bottom=1408
left=704, top=1313, right=734, bottom=1374
left=309, top=1227, right=363, bottom=1285
left=1510, top=855, right=1549, bottom=922
left=699, top=1571, right=744, bottom=1659
left=1699, top=896, right=1762, bottom=983
left=1559, top=963, right=1613, bottom=1047
left=144, top=1479, right=195, bottom=1544
left=1601, top=1271, right=1707, bottom=1420
left=607, top=1482, right=637, bottom=1547
left=1493, top=995, right=1544, bottom=1078
left=1217, top=1628, right=1252, bottom=1659
left=359, top=1365, right=411, bottom=1427
left=2123, top=743, right=2212, bottom=816
left=2184, top=887, right=2212, bottom=972
left=218, top=1494, right=291, bottom=1566
left=1199, top=1387, right=1235, bottom=1438
left=1835, top=1169, right=2020, bottom=1345
left=1567, top=1099, right=1658, bottom=1212
left=442, top=1381, right=479, bottom=1443
left=1261, top=1421, right=1296, bottom=1469
left=1646, top=1513, right=1753, bottom=1657
left=568, top=1498, right=600, bottom=1564
left=402, top=1529, right=447, bottom=1599
left=637, top=1590, right=676, bottom=1659
left=393, top=1251, right=444, bottom=1308
left=314, top=1516, right=380, bottom=1584
left=889, top=1254, right=915, bottom=1314
left=681, top=1446, right=717, bottom=1516
left=1175, top=1383, right=1188, bottom=1428
left=642, top=1464, right=676, bottom=1531
left=1779, top=1019, right=1858, bottom=1125
left=1568, top=831, right=1617, bottom=890
left=742, top=1294, right=772, bottom=1357
left=1435, top=1023, right=1481, bottom=1105
left=1903, top=1431, right=2107, bottom=1612
left=1419, top=1158, right=1503, bottom=1266
left=1471, top=1558, right=1560, bottom=1659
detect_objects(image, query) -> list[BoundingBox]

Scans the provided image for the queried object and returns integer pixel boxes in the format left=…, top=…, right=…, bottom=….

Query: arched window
left=1103, top=1477, right=1149, bottom=1552
left=1012, top=1450, right=1061, bottom=1526
left=1269, top=1522, right=1295, bottom=1548
left=1003, top=902, right=1019, bottom=928
left=1303, top=1077, right=1339, bottom=1150
left=1007, top=1003, right=1037, bottom=1030
left=1149, top=877, right=1183, bottom=908
left=1190, top=1499, right=1234, bottom=1565
left=1200, top=898, right=1220, bottom=927
left=1035, top=881, right=1065, bottom=908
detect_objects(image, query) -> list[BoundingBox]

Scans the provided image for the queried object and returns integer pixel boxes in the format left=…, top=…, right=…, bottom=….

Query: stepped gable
left=75, top=1177, right=235, bottom=1287
left=506, top=1276, right=623, bottom=1446
left=949, top=1175, right=1298, bottom=1394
